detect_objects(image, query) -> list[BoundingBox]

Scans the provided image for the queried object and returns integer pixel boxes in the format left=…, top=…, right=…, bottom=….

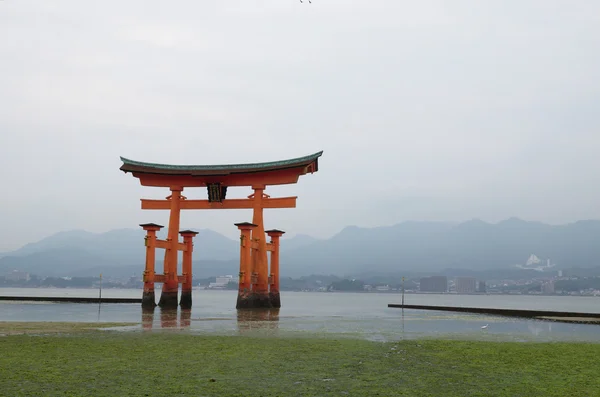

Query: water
left=1, top=288, right=600, bottom=342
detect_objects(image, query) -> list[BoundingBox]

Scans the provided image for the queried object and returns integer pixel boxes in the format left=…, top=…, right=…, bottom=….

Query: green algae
left=1, top=331, right=599, bottom=396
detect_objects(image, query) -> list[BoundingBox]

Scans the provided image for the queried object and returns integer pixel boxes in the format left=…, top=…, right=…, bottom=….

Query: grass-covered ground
left=1, top=327, right=599, bottom=396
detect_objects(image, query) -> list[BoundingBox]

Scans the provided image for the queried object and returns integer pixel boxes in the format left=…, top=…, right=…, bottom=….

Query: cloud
left=1, top=0, right=599, bottom=251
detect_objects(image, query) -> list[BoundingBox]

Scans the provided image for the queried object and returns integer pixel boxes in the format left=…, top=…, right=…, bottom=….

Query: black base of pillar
left=180, top=290, right=192, bottom=309
left=236, top=291, right=251, bottom=309
left=269, top=291, right=281, bottom=308
left=236, top=291, right=273, bottom=309
left=142, top=291, right=157, bottom=309
left=158, top=290, right=179, bottom=309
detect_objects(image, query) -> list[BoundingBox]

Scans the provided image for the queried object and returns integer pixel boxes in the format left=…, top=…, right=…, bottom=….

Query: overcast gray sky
left=1, top=0, right=599, bottom=251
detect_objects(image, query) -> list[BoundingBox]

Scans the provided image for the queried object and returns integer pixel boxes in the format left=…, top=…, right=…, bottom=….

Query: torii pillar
left=179, top=230, right=198, bottom=309
left=249, top=186, right=271, bottom=308
left=266, top=229, right=285, bottom=308
left=140, top=223, right=163, bottom=309
left=158, top=187, right=183, bottom=309
left=235, top=222, right=257, bottom=309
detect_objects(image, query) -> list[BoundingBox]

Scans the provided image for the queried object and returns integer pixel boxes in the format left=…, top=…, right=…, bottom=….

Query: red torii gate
left=119, top=151, right=322, bottom=309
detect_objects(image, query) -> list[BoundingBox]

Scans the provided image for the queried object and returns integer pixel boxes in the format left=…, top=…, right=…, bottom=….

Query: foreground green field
left=1, top=327, right=599, bottom=396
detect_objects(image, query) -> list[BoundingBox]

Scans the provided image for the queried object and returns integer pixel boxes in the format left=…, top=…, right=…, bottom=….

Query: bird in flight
left=300, top=0, right=312, bottom=3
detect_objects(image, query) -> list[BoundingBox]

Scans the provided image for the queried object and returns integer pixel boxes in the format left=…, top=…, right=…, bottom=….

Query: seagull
left=300, top=0, right=312, bottom=3
left=481, top=324, right=489, bottom=329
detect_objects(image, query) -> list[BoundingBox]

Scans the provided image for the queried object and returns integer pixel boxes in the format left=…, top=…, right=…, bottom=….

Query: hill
left=2, top=218, right=600, bottom=278
left=0, top=228, right=320, bottom=278
left=279, top=218, right=600, bottom=277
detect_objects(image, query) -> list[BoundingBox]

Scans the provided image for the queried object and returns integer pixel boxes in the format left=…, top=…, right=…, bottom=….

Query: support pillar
left=249, top=186, right=271, bottom=308
left=266, top=229, right=285, bottom=308
left=140, top=223, right=163, bottom=309
left=158, top=187, right=183, bottom=309
left=179, top=230, right=198, bottom=309
left=235, top=222, right=257, bottom=309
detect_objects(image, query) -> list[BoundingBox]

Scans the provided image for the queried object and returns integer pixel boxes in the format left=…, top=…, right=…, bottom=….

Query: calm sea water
left=1, top=288, right=600, bottom=342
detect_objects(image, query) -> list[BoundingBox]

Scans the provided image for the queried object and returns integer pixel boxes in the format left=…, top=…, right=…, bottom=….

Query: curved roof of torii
left=120, top=151, right=322, bottom=176
left=119, top=151, right=323, bottom=187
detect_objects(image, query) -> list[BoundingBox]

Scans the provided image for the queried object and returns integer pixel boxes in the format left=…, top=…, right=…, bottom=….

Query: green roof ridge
left=120, top=151, right=322, bottom=171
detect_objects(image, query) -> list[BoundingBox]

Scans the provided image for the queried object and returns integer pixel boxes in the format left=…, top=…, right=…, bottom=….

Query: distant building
left=557, top=270, right=563, bottom=277
left=477, top=280, right=486, bottom=293
left=5, top=270, right=30, bottom=282
left=542, top=281, right=555, bottom=294
left=419, top=276, right=447, bottom=293
left=216, top=275, right=236, bottom=284
left=455, top=277, right=477, bottom=294
left=208, top=275, right=237, bottom=289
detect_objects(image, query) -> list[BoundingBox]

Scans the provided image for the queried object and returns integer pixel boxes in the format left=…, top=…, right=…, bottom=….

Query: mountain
left=0, top=227, right=238, bottom=278
left=278, top=218, right=600, bottom=277
left=0, top=248, right=116, bottom=277
left=2, top=228, right=237, bottom=260
left=280, top=234, right=322, bottom=252
left=3, top=218, right=600, bottom=278
left=73, top=259, right=239, bottom=279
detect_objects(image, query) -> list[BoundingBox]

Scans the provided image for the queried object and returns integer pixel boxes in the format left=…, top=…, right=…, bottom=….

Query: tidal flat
left=0, top=321, right=138, bottom=336
left=1, top=325, right=600, bottom=396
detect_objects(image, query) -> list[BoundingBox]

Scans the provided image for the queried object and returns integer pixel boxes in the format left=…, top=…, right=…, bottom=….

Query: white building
left=5, top=270, right=30, bottom=282
left=208, top=275, right=237, bottom=289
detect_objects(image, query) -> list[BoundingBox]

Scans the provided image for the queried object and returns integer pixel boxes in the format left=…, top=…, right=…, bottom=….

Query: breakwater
left=388, top=303, right=600, bottom=324
left=0, top=296, right=141, bottom=304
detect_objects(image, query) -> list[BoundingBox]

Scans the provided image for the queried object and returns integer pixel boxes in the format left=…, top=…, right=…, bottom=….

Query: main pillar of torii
left=119, top=151, right=322, bottom=309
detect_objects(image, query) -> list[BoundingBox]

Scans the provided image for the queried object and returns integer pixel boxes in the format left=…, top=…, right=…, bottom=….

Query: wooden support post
left=158, top=187, right=183, bottom=309
left=140, top=223, right=163, bottom=309
left=249, top=186, right=272, bottom=308
left=234, top=222, right=257, bottom=309
left=179, top=230, right=198, bottom=309
left=266, top=229, right=285, bottom=308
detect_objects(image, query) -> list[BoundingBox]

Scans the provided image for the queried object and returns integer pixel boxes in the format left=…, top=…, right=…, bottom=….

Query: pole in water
left=99, top=273, right=103, bottom=304
left=401, top=276, right=405, bottom=306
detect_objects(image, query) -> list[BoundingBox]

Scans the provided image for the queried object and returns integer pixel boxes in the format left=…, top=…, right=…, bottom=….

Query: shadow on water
left=141, top=308, right=192, bottom=331
left=237, top=309, right=280, bottom=335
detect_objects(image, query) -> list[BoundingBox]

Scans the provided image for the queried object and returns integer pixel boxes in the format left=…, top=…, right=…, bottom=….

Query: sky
left=1, top=0, right=599, bottom=251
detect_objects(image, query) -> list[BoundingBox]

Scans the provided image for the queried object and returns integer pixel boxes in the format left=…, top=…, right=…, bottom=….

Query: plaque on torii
left=119, top=151, right=323, bottom=310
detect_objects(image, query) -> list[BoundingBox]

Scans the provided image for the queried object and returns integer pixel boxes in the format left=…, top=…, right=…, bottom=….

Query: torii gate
left=119, top=151, right=322, bottom=310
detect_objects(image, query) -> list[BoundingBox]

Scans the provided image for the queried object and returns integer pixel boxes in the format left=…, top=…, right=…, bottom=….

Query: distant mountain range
left=2, top=218, right=600, bottom=278
left=0, top=228, right=320, bottom=278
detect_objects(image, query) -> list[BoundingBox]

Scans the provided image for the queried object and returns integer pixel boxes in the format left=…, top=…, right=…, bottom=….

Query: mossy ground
left=0, top=321, right=137, bottom=335
left=1, top=327, right=599, bottom=396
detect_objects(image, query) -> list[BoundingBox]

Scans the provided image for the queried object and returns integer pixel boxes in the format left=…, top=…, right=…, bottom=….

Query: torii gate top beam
left=119, top=151, right=322, bottom=187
